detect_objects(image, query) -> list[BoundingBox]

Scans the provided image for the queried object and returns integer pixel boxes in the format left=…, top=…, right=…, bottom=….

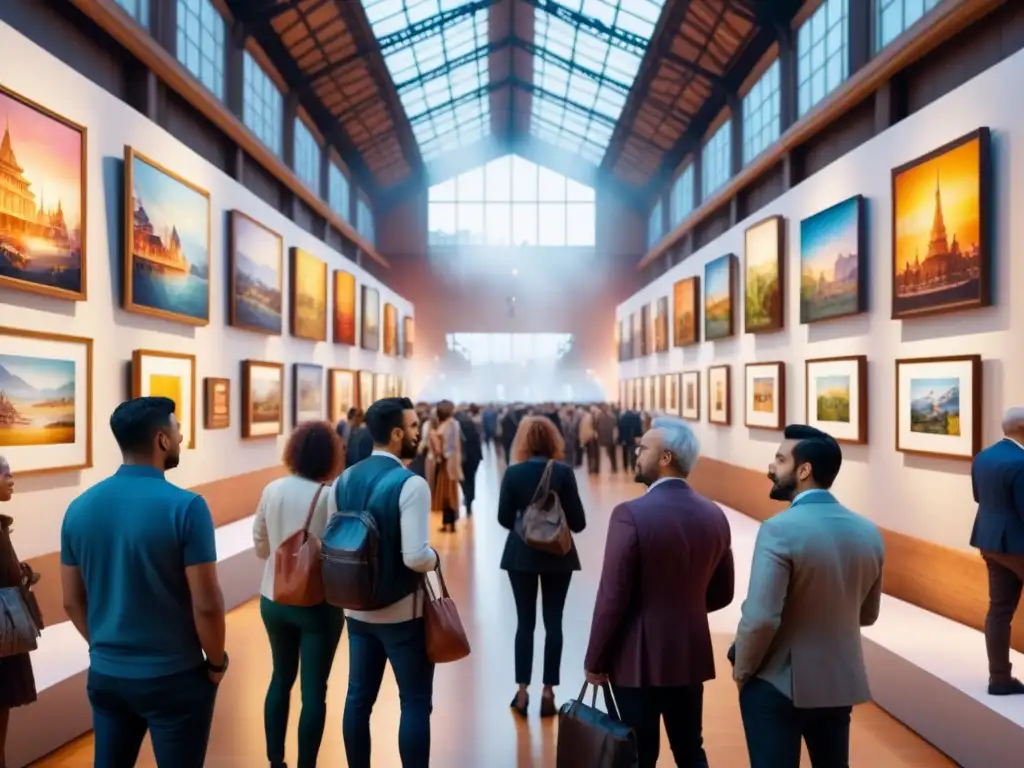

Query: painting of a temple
left=132, top=192, right=189, bottom=275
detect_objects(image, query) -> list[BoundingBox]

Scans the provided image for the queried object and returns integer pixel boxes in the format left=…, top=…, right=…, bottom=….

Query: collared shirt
left=792, top=488, right=831, bottom=505
left=1005, top=437, right=1024, bottom=453
left=646, top=476, right=687, bottom=494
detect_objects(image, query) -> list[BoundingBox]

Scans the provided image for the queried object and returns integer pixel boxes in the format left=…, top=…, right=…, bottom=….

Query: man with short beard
left=732, top=424, right=884, bottom=768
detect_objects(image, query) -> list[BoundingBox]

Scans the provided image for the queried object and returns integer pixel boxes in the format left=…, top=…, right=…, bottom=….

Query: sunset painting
left=673, top=276, right=699, bottom=346
left=800, top=196, right=864, bottom=323
left=704, top=254, right=735, bottom=340
left=0, top=87, right=86, bottom=300
left=383, top=303, right=398, bottom=356
left=290, top=248, right=327, bottom=341
left=361, top=286, right=380, bottom=351
left=333, top=270, right=356, bottom=345
left=0, top=354, right=76, bottom=446
left=229, top=211, right=282, bottom=335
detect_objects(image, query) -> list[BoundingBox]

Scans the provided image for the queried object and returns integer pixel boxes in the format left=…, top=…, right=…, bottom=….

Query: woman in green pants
left=253, top=421, right=346, bottom=768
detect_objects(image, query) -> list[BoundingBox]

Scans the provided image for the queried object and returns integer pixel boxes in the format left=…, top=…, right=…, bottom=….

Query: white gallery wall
left=617, top=46, right=1024, bottom=553
left=0, top=24, right=412, bottom=560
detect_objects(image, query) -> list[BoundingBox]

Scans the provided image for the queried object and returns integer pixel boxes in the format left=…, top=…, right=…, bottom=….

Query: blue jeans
left=87, top=665, right=217, bottom=767
left=342, top=617, right=434, bottom=768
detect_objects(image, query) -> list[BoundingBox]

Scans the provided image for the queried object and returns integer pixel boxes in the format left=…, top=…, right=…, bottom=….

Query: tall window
left=671, top=164, right=694, bottom=227
left=328, top=163, right=350, bottom=222
left=243, top=52, right=283, bottom=156
left=427, top=155, right=596, bottom=248
left=701, top=121, right=732, bottom=200
left=877, top=0, right=941, bottom=50
left=293, top=119, right=321, bottom=193
left=648, top=201, right=663, bottom=250
left=113, top=0, right=148, bottom=27
left=742, top=60, right=781, bottom=165
left=797, top=0, right=849, bottom=118
left=357, top=197, right=375, bottom=246
left=176, top=0, right=225, bottom=100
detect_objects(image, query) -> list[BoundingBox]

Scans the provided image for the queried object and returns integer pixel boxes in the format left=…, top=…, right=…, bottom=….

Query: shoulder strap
left=302, top=483, right=326, bottom=538
left=529, top=460, right=555, bottom=505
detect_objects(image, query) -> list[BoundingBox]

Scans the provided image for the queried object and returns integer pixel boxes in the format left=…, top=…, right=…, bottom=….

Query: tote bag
left=272, top=484, right=327, bottom=606
left=556, top=682, right=638, bottom=768
left=420, top=561, right=471, bottom=664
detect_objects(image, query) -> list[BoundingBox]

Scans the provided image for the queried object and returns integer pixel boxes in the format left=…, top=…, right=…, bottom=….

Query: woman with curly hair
left=497, top=416, right=587, bottom=718
left=253, top=422, right=345, bottom=768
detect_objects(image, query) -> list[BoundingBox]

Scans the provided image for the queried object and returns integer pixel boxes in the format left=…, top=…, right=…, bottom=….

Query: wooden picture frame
left=895, top=354, right=981, bottom=460
left=228, top=210, right=283, bottom=335
left=289, top=248, right=328, bottom=342
left=665, top=373, right=680, bottom=416
left=327, top=367, right=357, bottom=424
left=681, top=371, right=700, bottom=421
left=799, top=196, right=866, bottom=324
left=805, top=356, right=868, bottom=445
left=383, top=303, right=398, bottom=356
left=640, top=304, right=651, bottom=356
left=361, top=286, right=380, bottom=351
left=704, top=254, right=737, bottom=340
left=403, top=316, right=414, bottom=358
left=707, top=365, right=731, bottom=425
left=203, top=377, right=230, bottom=430
left=744, top=215, right=785, bottom=334
left=744, top=361, right=785, bottom=431
left=654, top=297, right=669, bottom=353
left=241, top=360, right=284, bottom=439
left=332, top=269, right=357, bottom=346
left=630, top=312, right=642, bottom=359
left=131, top=349, right=197, bottom=449
left=292, top=363, right=324, bottom=425
left=358, top=370, right=374, bottom=412
left=673, top=276, right=700, bottom=347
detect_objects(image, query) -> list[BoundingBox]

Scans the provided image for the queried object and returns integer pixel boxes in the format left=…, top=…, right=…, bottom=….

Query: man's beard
left=399, top=436, right=418, bottom=460
left=768, top=471, right=796, bottom=501
left=164, top=452, right=180, bottom=471
left=634, top=464, right=657, bottom=487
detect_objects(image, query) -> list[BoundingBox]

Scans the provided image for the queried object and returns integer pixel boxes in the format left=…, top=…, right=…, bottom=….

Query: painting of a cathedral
left=0, top=86, right=86, bottom=300
left=892, top=128, right=990, bottom=318
left=800, top=195, right=865, bottom=324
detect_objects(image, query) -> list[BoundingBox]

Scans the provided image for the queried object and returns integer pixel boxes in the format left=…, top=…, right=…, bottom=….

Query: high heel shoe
left=510, top=690, right=529, bottom=717
left=540, top=693, right=557, bottom=718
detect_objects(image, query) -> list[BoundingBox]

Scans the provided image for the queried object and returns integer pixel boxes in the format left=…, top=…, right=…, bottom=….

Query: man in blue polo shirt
left=60, top=396, right=228, bottom=767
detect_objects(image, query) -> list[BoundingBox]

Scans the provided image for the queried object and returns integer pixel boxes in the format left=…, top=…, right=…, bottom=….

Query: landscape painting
left=0, top=327, right=92, bottom=475
left=333, top=270, right=356, bottom=346
left=654, top=297, right=669, bottom=353
left=640, top=305, right=651, bottom=356
left=293, top=363, right=323, bottom=424
left=403, top=317, right=414, bottom=358
left=805, top=356, right=866, bottom=444
left=328, top=368, right=356, bottom=424
left=666, top=373, right=679, bottom=415
left=361, top=286, right=380, bottom=351
left=673, top=276, right=699, bottom=347
left=892, top=128, right=990, bottom=319
left=229, top=211, right=282, bottom=335
left=800, top=196, right=865, bottom=324
left=681, top=371, right=699, bottom=421
left=290, top=248, right=327, bottom=341
left=124, top=147, right=211, bottom=325
left=383, top=303, right=398, bottom=356
left=745, top=362, right=785, bottom=430
left=0, top=86, right=87, bottom=301
left=242, top=360, right=284, bottom=438
left=358, top=370, right=374, bottom=412
left=132, top=349, right=196, bottom=449
left=630, top=313, right=642, bottom=359
left=708, top=365, right=730, bottom=425
left=744, top=216, right=784, bottom=333
left=704, top=255, right=736, bottom=340
left=896, top=355, right=980, bottom=459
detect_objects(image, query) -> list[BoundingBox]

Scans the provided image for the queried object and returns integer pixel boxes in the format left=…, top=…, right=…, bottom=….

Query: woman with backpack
left=497, top=416, right=587, bottom=718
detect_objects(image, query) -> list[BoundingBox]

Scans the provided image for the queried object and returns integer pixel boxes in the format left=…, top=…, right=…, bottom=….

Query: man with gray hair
left=970, top=407, right=1024, bottom=695
left=584, top=417, right=734, bottom=768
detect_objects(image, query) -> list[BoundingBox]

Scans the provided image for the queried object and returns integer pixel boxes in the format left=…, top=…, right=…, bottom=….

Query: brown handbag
left=518, top=460, right=573, bottom=556
left=420, top=560, right=471, bottom=664
left=272, top=483, right=327, bottom=606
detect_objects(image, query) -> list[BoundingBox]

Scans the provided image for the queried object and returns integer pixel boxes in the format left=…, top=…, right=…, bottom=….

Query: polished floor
left=35, top=449, right=955, bottom=767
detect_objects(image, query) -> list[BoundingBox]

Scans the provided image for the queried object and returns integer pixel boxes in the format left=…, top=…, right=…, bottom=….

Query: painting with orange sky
left=383, top=303, right=398, bottom=356
left=290, top=248, right=327, bottom=341
left=333, top=269, right=356, bottom=345
left=0, top=87, right=85, bottom=300
left=892, top=128, right=990, bottom=318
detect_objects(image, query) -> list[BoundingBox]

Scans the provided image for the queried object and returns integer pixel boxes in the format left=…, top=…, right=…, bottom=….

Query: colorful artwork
left=681, top=371, right=699, bottom=421
left=892, top=128, right=990, bottom=319
left=744, top=362, right=785, bottom=430
left=744, top=216, right=784, bottom=333
left=204, top=378, right=230, bottom=430
left=673, top=276, right=699, bottom=347
left=328, top=368, right=356, bottom=424
left=708, top=365, right=730, bottom=425
left=800, top=196, right=865, bottom=324
left=0, top=87, right=86, bottom=300
left=124, top=148, right=211, bottom=325
left=896, top=356, right=980, bottom=459
left=815, top=376, right=850, bottom=423
left=242, top=360, right=284, bottom=438
left=333, top=270, right=356, bottom=346
left=403, top=316, right=414, bottom=358
left=132, top=349, right=196, bottom=449
left=358, top=370, right=374, bottom=412
left=752, top=379, right=774, bottom=413
left=909, top=379, right=961, bottom=436
left=654, top=297, right=669, bottom=353
left=361, top=286, right=380, bottom=351
left=805, top=357, right=867, bottom=445
left=640, top=305, right=650, bottom=356
left=383, top=303, right=398, bottom=356
left=293, top=363, right=324, bottom=424
left=290, top=248, right=327, bottom=341
left=704, top=255, right=736, bottom=340
left=229, top=211, right=282, bottom=335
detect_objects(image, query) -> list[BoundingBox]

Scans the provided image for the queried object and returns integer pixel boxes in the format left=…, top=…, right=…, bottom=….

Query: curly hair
left=511, top=415, right=565, bottom=464
left=283, top=420, right=344, bottom=482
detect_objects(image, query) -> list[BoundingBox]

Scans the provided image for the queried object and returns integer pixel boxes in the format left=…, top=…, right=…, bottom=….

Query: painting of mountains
left=0, top=354, right=76, bottom=446
left=229, top=211, right=283, bottom=335
left=909, top=378, right=961, bottom=436
left=705, top=254, right=736, bottom=340
left=744, top=216, right=784, bottom=333
left=800, top=196, right=864, bottom=323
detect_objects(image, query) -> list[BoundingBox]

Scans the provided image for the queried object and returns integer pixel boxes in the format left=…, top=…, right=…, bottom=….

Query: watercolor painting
left=800, top=196, right=864, bottom=323
left=333, top=270, right=356, bottom=346
left=290, top=248, right=327, bottom=341
left=132, top=349, right=196, bottom=449
left=124, top=148, right=211, bottom=325
left=815, top=375, right=850, bottom=423
left=673, top=276, right=699, bottom=346
left=243, top=361, right=284, bottom=438
left=293, top=363, right=324, bottom=424
left=404, top=316, right=414, bottom=358
left=744, top=216, right=784, bottom=333
left=384, top=303, right=398, bottom=356
left=704, top=255, right=735, bottom=340
left=745, top=362, right=785, bottom=430
left=361, top=286, right=380, bottom=351
left=0, top=87, right=86, bottom=300
left=806, top=356, right=867, bottom=444
left=896, top=356, right=979, bottom=459
left=229, top=211, right=282, bottom=335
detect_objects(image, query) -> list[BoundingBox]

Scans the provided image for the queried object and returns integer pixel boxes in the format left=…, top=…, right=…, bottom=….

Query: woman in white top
left=253, top=422, right=344, bottom=768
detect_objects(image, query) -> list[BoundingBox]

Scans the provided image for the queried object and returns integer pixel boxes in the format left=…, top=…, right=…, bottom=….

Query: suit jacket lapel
left=789, top=490, right=837, bottom=509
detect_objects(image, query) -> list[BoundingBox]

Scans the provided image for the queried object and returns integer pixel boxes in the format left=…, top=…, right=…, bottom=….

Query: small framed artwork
left=673, top=276, right=700, bottom=347
left=744, top=215, right=785, bottom=333
left=631, top=378, right=641, bottom=411
left=292, top=363, right=324, bottom=424
left=654, top=297, right=669, bottom=353
left=681, top=371, right=700, bottom=421
left=657, top=375, right=667, bottom=411
left=708, top=365, right=731, bottom=425
left=290, top=248, right=328, bottom=342
left=800, top=196, right=865, bottom=324
left=0, top=326, right=93, bottom=476
left=665, top=374, right=679, bottom=416
left=745, top=362, right=785, bottom=431
left=705, top=254, right=737, bottom=340
left=892, top=128, right=990, bottom=319
left=358, top=370, right=374, bottom=412
left=132, top=349, right=197, bottom=449
left=619, top=380, right=627, bottom=409
left=204, top=377, right=230, bottom=430
left=0, top=86, right=88, bottom=301
left=383, top=303, right=398, bottom=355
left=621, top=316, right=633, bottom=362
left=630, top=313, right=642, bottom=359
left=228, top=211, right=283, bottom=335
left=805, top=356, right=867, bottom=444
left=327, top=368, right=356, bottom=424
left=333, top=270, right=357, bottom=346
left=640, top=305, right=651, bottom=356
left=241, top=360, right=284, bottom=439
left=361, top=286, right=380, bottom=351
left=895, top=355, right=981, bottom=460
left=644, top=376, right=655, bottom=412
left=403, top=317, right=414, bottom=358
left=374, top=372, right=387, bottom=402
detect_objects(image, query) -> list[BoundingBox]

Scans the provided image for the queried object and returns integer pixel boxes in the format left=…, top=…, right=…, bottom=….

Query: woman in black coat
left=498, top=416, right=586, bottom=718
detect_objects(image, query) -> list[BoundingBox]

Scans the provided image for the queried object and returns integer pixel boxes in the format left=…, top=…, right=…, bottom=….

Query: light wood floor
left=34, top=450, right=956, bottom=767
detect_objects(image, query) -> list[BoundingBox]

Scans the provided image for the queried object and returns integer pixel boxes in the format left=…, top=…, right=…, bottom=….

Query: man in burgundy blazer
left=585, top=417, right=734, bottom=768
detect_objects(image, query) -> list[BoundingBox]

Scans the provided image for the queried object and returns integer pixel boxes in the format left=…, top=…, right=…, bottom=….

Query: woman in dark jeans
left=498, top=416, right=586, bottom=718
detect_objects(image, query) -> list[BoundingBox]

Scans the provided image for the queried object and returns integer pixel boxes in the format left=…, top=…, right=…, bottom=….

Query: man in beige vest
left=732, top=424, right=884, bottom=768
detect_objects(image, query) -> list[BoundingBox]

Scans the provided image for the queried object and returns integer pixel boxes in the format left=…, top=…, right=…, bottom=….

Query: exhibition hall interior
left=1, top=0, right=1023, bottom=765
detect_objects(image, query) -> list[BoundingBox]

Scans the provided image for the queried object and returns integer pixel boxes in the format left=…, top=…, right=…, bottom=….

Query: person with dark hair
left=60, top=397, right=227, bottom=767
left=732, top=424, right=884, bottom=768
left=333, top=397, right=439, bottom=768
left=455, top=405, right=482, bottom=517
left=253, top=421, right=345, bottom=768
left=346, top=409, right=374, bottom=468
left=429, top=400, right=462, bottom=533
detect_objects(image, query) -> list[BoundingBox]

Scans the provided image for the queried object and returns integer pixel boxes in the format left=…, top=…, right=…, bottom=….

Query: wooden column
left=150, top=0, right=176, bottom=54
left=848, top=0, right=872, bottom=76
left=776, top=22, right=798, bottom=132
left=225, top=20, right=246, bottom=120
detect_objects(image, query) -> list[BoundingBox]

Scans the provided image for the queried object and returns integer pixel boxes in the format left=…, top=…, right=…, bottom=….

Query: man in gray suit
left=733, top=424, right=884, bottom=768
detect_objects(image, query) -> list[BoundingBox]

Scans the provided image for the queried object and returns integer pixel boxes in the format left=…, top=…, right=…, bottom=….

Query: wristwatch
left=205, top=652, right=229, bottom=674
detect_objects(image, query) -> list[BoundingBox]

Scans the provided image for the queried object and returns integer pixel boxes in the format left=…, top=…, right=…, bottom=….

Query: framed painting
left=292, top=363, right=324, bottom=425
left=744, top=215, right=785, bottom=333
left=131, top=349, right=196, bottom=449
left=644, top=376, right=655, bottom=411
left=640, top=305, right=651, bottom=356
left=289, top=248, right=327, bottom=342
left=241, top=360, right=284, bottom=439
left=708, top=365, right=731, bottom=425
left=895, top=355, right=981, bottom=460
left=656, top=375, right=666, bottom=411
left=621, top=316, right=632, bottom=361
left=327, top=368, right=356, bottom=424
left=374, top=372, right=387, bottom=402
left=654, top=297, right=669, bottom=353
left=383, top=303, right=398, bottom=356
left=681, top=371, right=700, bottom=421
left=0, top=86, right=87, bottom=301
left=631, top=378, right=641, bottom=411
left=800, top=196, right=865, bottom=324
left=0, top=326, right=92, bottom=476
left=403, top=316, right=414, bottom=358
left=615, top=320, right=622, bottom=362
left=666, top=373, right=680, bottom=416
left=228, top=211, right=283, bottom=335
left=333, top=270, right=356, bottom=346
left=704, top=254, right=736, bottom=340
left=358, top=370, right=374, bottom=412
left=805, top=356, right=867, bottom=445
left=892, top=128, right=991, bottom=319
left=123, top=147, right=211, bottom=326
left=630, top=313, right=642, bottom=359
left=361, top=286, right=380, bottom=351
left=673, top=276, right=700, bottom=347
left=203, top=377, right=230, bottom=430
left=745, top=362, right=785, bottom=431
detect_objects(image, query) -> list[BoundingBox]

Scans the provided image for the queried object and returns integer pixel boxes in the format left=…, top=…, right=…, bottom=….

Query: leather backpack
left=272, top=484, right=326, bottom=607
left=518, top=460, right=572, bottom=556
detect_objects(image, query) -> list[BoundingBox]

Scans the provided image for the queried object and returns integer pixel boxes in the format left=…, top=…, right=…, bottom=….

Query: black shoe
left=540, top=693, right=557, bottom=718
left=989, top=678, right=1024, bottom=695
left=511, top=691, right=529, bottom=717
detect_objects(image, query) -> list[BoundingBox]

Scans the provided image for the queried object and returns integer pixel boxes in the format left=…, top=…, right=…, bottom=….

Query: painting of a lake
left=0, top=354, right=76, bottom=446
left=230, top=212, right=282, bottom=334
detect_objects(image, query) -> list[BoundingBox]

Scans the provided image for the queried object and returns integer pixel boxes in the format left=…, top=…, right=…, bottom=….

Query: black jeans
left=507, top=570, right=572, bottom=686
left=739, top=677, right=852, bottom=768
left=87, top=665, right=217, bottom=768
left=604, top=444, right=618, bottom=472
left=621, top=443, right=637, bottom=472
left=615, top=684, right=708, bottom=768
left=461, top=459, right=480, bottom=512
left=982, top=551, right=1024, bottom=683
left=343, top=617, right=434, bottom=768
